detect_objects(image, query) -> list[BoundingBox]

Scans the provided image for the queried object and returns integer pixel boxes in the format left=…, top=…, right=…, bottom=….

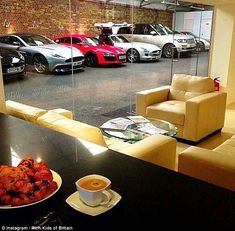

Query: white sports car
left=99, top=34, right=161, bottom=63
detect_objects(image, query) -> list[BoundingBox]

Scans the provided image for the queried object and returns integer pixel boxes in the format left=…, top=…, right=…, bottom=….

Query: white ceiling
left=103, top=0, right=235, bottom=8
left=100, top=0, right=214, bottom=11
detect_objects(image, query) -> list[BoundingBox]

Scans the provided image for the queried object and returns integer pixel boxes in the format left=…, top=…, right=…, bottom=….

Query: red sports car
left=52, top=34, right=126, bottom=67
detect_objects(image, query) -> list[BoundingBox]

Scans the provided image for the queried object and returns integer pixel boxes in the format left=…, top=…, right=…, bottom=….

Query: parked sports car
left=0, top=33, right=85, bottom=74
left=180, top=32, right=210, bottom=52
left=0, top=44, right=25, bottom=78
left=52, top=34, right=126, bottom=67
left=99, top=34, right=162, bottom=63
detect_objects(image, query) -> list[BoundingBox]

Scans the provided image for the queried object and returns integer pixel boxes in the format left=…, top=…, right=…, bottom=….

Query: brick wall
left=0, top=0, right=173, bottom=38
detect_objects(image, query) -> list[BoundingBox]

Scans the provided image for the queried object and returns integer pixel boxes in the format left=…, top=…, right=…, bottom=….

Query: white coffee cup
left=75, top=174, right=112, bottom=207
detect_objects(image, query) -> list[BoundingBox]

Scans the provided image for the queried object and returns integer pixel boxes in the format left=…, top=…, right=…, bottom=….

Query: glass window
left=0, top=0, right=212, bottom=147
left=72, top=37, right=82, bottom=44
left=83, top=37, right=102, bottom=46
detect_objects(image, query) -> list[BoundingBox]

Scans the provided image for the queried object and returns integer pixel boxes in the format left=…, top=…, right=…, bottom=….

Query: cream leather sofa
left=5, top=100, right=177, bottom=170
left=136, top=74, right=227, bottom=142
left=178, top=135, right=235, bottom=191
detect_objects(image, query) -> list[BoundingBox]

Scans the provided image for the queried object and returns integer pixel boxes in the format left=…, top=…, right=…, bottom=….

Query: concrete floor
left=4, top=51, right=209, bottom=127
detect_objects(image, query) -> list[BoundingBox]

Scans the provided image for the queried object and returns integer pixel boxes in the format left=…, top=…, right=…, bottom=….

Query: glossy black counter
left=0, top=113, right=235, bottom=230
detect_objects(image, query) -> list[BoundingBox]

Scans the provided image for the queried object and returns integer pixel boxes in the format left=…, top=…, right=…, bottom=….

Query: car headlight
left=52, top=53, right=65, bottom=58
left=103, top=52, right=115, bottom=57
left=175, top=39, right=187, bottom=43
left=140, top=47, right=149, bottom=53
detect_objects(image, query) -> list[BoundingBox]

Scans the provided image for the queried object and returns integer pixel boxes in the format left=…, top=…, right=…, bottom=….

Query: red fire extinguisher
left=213, top=77, right=220, bottom=91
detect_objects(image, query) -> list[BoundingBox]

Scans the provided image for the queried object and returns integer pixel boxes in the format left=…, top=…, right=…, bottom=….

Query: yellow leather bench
left=6, top=100, right=73, bottom=121
left=178, top=135, right=235, bottom=191
left=5, top=100, right=177, bottom=170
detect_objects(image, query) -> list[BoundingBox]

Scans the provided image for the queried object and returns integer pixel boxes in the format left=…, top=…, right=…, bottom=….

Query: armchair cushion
left=146, top=100, right=185, bottom=126
left=169, top=74, right=215, bottom=101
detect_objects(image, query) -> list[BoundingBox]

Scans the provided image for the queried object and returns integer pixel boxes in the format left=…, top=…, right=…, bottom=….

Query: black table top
left=0, top=113, right=235, bottom=230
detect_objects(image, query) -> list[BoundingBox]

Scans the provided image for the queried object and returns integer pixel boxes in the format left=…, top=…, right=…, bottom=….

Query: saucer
left=65, top=189, right=121, bottom=216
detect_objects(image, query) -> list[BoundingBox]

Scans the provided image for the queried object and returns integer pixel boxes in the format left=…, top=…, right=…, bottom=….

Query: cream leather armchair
left=136, top=74, right=227, bottom=142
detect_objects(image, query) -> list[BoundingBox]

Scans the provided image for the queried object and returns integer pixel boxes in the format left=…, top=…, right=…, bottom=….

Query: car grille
left=104, top=56, right=117, bottom=61
left=187, top=39, right=195, bottom=44
left=3, top=63, right=25, bottom=69
left=151, top=50, right=161, bottom=56
left=65, top=56, right=84, bottom=63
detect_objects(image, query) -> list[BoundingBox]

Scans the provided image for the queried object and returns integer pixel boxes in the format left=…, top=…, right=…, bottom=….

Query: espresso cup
left=75, top=174, right=112, bottom=207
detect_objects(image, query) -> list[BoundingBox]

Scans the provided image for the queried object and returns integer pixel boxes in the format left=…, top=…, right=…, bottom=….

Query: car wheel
left=196, top=41, right=205, bottom=52
left=33, top=54, right=49, bottom=73
left=85, top=53, right=98, bottom=67
left=126, top=48, right=140, bottom=63
left=163, top=43, right=177, bottom=58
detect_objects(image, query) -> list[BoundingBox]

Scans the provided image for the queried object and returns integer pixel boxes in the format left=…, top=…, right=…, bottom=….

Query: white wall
left=209, top=4, right=235, bottom=105
left=173, top=11, right=213, bottom=40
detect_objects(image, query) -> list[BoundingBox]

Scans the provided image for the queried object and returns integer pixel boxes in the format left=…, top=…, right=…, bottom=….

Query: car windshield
left=20, top=35, right=55, bottom=46
left=110, top=35, right=129, bottom=43
left=83, top=37, right=102, bottom=46
left=162, top=25, right=174, bottom=34
left=151, top=24, right=173, bottom=35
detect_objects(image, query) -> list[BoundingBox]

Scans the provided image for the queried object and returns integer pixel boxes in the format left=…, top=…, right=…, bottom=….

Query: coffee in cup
left=76, top=174, right=111, bottom=207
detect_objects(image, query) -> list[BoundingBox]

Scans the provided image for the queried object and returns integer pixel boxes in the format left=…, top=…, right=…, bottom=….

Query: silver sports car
left=0, top=33, right=85, bottom=74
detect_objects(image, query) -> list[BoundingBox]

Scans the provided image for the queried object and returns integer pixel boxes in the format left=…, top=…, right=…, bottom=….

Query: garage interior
left=0, top=0, right=211, bottom=126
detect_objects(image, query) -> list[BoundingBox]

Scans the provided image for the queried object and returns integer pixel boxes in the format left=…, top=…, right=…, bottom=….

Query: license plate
left=72, top=61, right=82, bottom=66
left=7, top=67, right=22, bottom=73
left=119, top=55, right=126, bottom=60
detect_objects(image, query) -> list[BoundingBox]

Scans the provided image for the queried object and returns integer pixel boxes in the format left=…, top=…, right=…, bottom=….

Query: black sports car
left=0, top=45, right=25, bottom=78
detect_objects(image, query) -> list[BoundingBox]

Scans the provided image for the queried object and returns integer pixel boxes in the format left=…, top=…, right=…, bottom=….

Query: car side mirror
left=76, top=42, right=83, bottom=46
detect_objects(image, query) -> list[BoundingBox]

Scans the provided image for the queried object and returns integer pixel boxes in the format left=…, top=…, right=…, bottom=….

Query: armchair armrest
left=178, top=146, right=235, bottom=191
left=120, top=134, right=176, bottom=170
left=136, top=86, right=170, bottom=116
left=184, top=91, right=227, bottom=141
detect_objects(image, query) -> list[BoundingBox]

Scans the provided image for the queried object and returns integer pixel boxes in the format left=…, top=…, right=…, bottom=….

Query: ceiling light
left=161, top=1, right=180, bottom=6
left=190, top=5, right=204, bottom=10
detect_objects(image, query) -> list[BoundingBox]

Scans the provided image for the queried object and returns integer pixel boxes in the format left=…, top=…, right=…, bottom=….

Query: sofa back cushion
left=169, top=74, right=215, bottom=101
left=36, top=111, right=108, bottom=147
left=6, top=100, right=47, bottom=122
